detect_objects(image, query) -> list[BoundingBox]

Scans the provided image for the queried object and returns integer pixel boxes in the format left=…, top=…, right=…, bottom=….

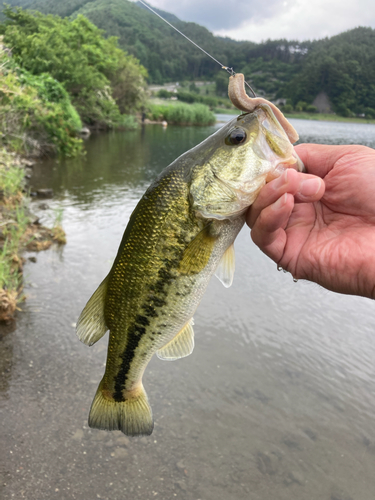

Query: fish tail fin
left=88, top=381, right=154, bottom=436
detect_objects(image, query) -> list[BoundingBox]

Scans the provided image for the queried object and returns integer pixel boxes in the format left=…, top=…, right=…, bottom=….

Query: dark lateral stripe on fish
left=114, top=328, right=143, bottom=402
left=113, top=261, right=176, bottom=402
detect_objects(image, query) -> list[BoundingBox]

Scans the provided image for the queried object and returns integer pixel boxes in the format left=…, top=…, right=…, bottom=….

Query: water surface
left=1, top=118, right=375, bottom=500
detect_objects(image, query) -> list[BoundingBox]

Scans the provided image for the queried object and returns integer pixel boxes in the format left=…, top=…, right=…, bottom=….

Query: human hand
left=247, top=144, right=375, bottom=299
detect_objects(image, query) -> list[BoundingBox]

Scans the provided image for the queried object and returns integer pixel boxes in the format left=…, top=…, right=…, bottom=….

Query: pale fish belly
left=127, top=214, right=246, bottom=371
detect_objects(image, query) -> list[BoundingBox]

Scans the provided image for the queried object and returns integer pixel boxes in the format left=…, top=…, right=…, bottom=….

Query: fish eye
left=225, top=128, right=247, bottom=146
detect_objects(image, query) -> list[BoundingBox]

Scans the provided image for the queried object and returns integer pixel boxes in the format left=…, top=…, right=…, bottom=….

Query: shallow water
left=1, top=118, right=375, bottom=500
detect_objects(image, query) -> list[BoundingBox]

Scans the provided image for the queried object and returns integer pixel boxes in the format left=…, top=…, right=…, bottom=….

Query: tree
left=0, top=6, right=148, bottom=126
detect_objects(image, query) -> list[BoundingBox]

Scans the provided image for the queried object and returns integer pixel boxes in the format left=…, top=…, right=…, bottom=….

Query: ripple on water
left=1, top=121, right=375, bottom=500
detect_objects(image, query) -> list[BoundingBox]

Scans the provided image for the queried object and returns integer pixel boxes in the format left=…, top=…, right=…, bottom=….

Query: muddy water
left=1, top=118, right=375, bottom=500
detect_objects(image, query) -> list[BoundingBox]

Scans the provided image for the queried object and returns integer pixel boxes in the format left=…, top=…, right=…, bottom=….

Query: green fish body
left=77, top=105, right=303, bottom=436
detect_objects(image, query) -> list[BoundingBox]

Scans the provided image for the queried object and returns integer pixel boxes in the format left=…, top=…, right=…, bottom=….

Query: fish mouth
left=265, top=153, right=305, bottom=183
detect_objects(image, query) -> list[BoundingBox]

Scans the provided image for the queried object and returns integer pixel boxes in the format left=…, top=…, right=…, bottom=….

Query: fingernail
left=272, top=193, right=287, bottom=210
left=300, top=178, right=321, bottom=197
left=274, top=170, right=288, bottom=188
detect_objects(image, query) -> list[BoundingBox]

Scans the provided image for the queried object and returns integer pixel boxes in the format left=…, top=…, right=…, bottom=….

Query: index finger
left=295, top=143, right=367, bottom=178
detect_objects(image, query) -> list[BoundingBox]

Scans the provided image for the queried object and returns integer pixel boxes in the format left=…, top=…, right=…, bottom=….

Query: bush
left=176, top=91, right=197, bottom=104
left=0, top=7, right=148, bottom=128
left=364, top=107, right=375, bottom=119
left=157, top=89, right=173, bottom=99
left=305, top=104, right=318, bottom=113
left=335, top=103, right=354, bottom=117
left=281, top=104, right=293, bottom=113
left=0, top=47, right=82, bottom=156
left=295, top=101, right=308, bottom=112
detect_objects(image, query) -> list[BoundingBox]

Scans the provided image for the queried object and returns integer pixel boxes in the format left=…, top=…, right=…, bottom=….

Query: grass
left=0, top=148, right=66, bottom=321
left=147, top=102, right=216, bottom=126
left=213, top=107, right=238, bottom=115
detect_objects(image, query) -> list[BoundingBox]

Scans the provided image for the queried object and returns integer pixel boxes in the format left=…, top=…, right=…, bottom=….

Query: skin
left=247, top=143, right=375, bottom=299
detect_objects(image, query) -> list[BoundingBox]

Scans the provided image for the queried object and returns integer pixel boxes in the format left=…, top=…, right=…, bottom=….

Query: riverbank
left=0, top=149, right=65, bottom=321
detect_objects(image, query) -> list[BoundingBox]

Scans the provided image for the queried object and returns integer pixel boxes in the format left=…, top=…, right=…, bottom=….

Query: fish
left=76, top=82, right=303, bottom=436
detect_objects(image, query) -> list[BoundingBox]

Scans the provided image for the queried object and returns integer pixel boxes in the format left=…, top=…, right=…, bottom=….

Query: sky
left=136, top=0, right=375, bottom=42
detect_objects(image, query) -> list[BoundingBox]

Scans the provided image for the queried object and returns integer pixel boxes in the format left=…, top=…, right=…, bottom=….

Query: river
left=1, top=117, right=375, bottom=500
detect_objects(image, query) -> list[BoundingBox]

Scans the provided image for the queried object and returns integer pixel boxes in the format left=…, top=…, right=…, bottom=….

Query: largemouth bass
left=77, top=102, right=303, bottom=436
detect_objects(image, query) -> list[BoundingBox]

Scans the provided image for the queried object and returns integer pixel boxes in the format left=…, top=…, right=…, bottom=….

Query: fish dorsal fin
left=157, top=319, right=195, bottom=361
left=76, top=276, right=109, bottom=346
left=215, top=243, right=235, bottom=288
left=179, top=224, right=217, bottom=275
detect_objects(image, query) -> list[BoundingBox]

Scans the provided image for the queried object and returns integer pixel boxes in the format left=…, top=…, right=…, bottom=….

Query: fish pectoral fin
left=76, top=276, right=109, bottom=346
left=157, top=319, right=195, bottom=361
left=215, top=243, right=235, bottom=288
left=179, top=224, right=217, bottom=275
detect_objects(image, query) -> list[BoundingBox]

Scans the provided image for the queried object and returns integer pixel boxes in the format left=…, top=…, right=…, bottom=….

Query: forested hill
left=2, top=1, right=375, bottom=117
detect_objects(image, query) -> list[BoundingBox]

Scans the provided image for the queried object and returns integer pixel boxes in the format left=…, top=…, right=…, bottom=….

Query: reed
left=148, top=102, right=215, bottom=125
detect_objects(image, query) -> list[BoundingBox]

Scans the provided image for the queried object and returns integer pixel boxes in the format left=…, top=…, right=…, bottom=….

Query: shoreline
left=214, top=107, right=375, bottom=125
left=0, top=149, right=66, bottom=322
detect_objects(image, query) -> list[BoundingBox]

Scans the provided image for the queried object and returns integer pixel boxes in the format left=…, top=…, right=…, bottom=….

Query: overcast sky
left=138, top=0, right=375, bottom=42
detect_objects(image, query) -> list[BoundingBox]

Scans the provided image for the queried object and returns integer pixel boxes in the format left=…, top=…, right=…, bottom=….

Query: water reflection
left=1, top=119, right=375, bottom=500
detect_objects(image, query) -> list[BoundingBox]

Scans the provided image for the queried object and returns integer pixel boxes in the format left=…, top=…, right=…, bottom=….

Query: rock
left=282, top=435, right=302, bottom=450
left=36, top=188, right=53, bottom=198
left=38, top=203, right=49, bottom=210
left=111, top=447, right=129, bottom=458
left=176, top=460, right=185, bottom=471
left=79, top=127, right=91, bottom=136
left=256, top=452, right=278, bottom=475
left=116, top=436, right=130, bottom=447
left=71, top=429, right=84, bottom=441
left=174, top=480, right=187, bottom=491
left=28, top=257, right=37, bottom=263
left=21, top=159, right=35, bottom=168
left=284, top=471, right=305, bottom=486
left=304, top=428, right=317, bottom=441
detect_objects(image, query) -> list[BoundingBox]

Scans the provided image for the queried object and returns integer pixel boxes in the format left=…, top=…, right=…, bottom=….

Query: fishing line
left=136, top=0, right=257, bottom=97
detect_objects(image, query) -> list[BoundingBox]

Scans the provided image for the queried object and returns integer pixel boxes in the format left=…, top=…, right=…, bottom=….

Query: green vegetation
left=0, top=6, right=148, bottom=135
left=283, top=28, right=375, bottom=118
left=0, top=39, right=83, bottom=156
left=0, top=149, right=68, bottom=320
left=156, top=88, right=232, bottom=110
left=4, top=1, right=374, bottom=118
left=147, top=102, right=215, bottom=125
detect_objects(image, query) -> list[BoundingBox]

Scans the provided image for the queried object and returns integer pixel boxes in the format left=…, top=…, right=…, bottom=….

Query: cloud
left=147, top=0, right=297, bottom=31
left=215, top=0, right=375, bottom=42
left=143, top=0, right=375, bottom=42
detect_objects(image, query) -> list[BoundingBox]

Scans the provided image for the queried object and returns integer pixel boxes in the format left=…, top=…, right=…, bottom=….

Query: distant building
left=274, top=98, right=287, bottom=106
left=313, top=92, right=332, bottom=113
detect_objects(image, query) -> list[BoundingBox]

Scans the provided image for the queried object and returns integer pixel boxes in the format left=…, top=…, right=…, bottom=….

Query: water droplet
left=283, top=269, right=288, bottom=274
left=293, top=278, right=298, bottom=283
left=277, top=265, right=283, bottom=272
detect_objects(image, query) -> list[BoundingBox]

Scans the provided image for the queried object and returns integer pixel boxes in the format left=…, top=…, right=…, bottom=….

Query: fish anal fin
left=179, top=225, right=216, bottom=275
left=157, top=319, right=195, bottom=361
left=76, top=276, right=109, bottom=346
left=89, top=381, right=154, bottom=436
left=215, top=243, right=235, bottom=288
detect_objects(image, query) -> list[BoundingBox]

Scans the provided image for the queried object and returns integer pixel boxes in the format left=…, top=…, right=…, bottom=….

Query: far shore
left=214, top=107, right=375, bottom=125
